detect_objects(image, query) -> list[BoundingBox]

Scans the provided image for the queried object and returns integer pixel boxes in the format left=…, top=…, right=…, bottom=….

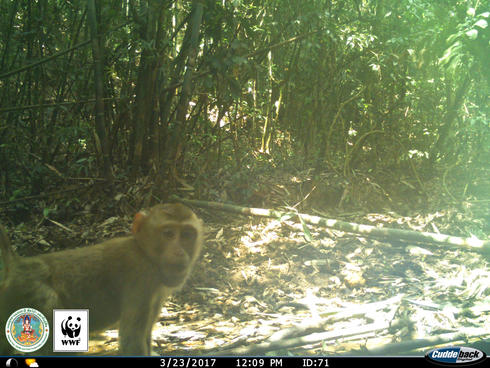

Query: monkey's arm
left=118, top=289, right=155, bottom=355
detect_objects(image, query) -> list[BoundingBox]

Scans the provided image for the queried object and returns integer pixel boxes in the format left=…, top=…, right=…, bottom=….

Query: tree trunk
left=87, top=0, right=113, bottom=181
left=170, top=0, right=203, bottom=177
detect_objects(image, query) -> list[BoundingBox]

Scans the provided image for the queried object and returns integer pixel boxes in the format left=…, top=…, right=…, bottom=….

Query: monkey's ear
left=132, top=211, right=148, bottom=234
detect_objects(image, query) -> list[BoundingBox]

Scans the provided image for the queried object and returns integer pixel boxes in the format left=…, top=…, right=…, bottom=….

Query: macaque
left=0, top=203, right=203, bottom=355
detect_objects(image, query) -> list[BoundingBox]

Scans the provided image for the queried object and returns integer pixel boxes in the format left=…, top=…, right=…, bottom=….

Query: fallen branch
left=46, top=218, right=74, bottom=233
left=354, top=328, right=489, bottom=355
left=215, top=319, right=391, bottom=355
left=174, top=198, right=490, bottom=255
left=269, top=295, right=403, bottom=342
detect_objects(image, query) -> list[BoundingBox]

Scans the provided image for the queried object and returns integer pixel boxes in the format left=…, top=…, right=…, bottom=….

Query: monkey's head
left=132, top=203, right=203, bottom=287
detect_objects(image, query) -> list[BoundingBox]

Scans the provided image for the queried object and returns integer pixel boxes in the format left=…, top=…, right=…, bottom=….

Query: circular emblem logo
left=5, top=308, right=49, bottom=352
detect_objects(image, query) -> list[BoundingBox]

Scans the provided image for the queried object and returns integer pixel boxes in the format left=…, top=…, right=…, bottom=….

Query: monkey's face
left=156, top=223, right=200, bottom=285
left=133, top=204, right=203, bottom=287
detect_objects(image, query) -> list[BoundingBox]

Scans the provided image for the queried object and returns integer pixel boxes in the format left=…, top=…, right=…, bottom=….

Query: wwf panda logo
left=61, top=316, right=81, bottom=338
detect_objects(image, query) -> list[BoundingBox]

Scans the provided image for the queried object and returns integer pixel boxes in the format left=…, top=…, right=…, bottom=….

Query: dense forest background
left=0, top=0, right=488, bottom=221
left=0, top=0, right=489, bottom=356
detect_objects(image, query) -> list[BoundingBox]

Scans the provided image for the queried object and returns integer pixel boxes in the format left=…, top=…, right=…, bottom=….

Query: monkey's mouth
left=166, top=262, right=189, bottom=274
left=162, top=269, right=188, bottom=286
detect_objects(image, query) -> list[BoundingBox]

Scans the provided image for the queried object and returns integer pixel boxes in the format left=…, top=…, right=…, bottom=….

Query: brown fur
left=0, top=203, right=203, bottom=355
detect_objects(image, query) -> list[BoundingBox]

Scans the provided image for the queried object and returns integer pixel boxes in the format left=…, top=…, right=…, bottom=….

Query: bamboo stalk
left=174, top=197, right=490, bottom=255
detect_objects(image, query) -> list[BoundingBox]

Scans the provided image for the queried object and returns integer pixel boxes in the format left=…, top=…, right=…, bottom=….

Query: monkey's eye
left=181, top=228, right=197, bottom=240
left=162, top=229, right=176, bottom=239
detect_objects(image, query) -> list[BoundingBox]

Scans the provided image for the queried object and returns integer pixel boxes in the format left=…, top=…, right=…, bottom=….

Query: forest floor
left=2, top=166, right=489, bottom=355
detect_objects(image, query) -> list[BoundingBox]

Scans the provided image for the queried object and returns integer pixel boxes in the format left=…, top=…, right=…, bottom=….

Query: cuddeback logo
left=426, top=346, right=486, bottom=365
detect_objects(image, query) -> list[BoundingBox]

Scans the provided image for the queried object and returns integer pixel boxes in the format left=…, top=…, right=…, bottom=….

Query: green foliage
left=0, top=0, right=487, bottom=203
left=440, top=9, right=489, bottom=80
